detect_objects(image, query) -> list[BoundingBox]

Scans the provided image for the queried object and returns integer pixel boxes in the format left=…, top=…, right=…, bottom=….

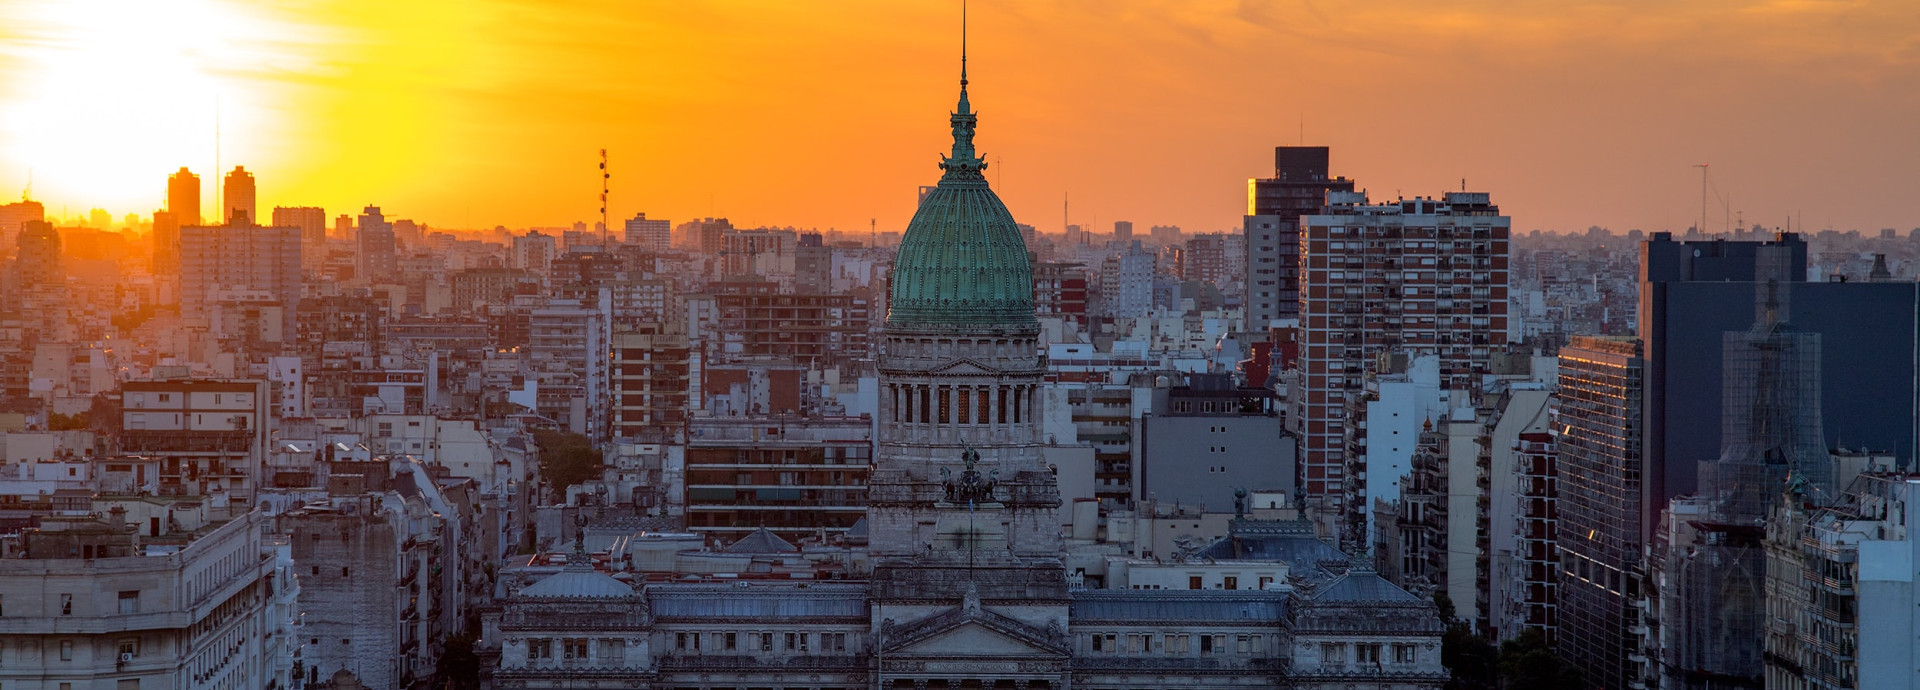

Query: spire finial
left=940, top=0, right=986, bottom=182
left=961, top=0, right=968, bottom=87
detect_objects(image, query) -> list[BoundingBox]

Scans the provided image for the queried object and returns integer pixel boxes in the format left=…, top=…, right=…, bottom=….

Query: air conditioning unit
left=120, top=652, right=134, bottom=663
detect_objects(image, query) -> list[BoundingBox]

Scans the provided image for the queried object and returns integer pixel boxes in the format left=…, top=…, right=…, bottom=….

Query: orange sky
left=1, top=0, right=1917, bottom=235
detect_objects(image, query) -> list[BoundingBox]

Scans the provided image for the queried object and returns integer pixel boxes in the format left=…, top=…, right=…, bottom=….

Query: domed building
left=481, top=24, right=1447, bottom=690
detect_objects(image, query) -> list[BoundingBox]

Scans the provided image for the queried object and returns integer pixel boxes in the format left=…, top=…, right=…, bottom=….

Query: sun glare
left=0, top=0, right=300, bottom=218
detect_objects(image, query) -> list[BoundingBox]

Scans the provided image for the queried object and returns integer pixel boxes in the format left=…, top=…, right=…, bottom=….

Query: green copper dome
left=887, top=62, right=1035, bottom=327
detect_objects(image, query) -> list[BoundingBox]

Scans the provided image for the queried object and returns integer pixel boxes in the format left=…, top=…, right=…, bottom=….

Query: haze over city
left=6, top=2, right=1920, bottom=690
left=3, top=0, right=1917, bottom=235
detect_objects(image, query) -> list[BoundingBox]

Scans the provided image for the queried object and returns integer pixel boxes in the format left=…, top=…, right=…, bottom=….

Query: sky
left=0, top=0, right=1916, bottom=235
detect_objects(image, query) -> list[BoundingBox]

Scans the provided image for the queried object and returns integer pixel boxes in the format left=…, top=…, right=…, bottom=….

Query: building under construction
left=1652, top=274, right=1831, bottom=689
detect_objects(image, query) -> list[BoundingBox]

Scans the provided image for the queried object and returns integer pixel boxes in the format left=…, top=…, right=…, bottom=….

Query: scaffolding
left=1660, top=277, right=1829, bottom=690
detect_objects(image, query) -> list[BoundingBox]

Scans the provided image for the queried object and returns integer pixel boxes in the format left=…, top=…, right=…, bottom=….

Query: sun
left=0, top=0, right=302, bottom=219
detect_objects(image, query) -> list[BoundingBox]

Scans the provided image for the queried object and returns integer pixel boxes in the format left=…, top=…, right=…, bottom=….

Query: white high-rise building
left=529, top=296, right=611, bottom=438
left=178, top=220, right=301, bottom=324
left=1098, top=240, right=1156, bottom=318
left=355, top=206, right=396, bottom=282
left=622, top=213, right=671, bottom=252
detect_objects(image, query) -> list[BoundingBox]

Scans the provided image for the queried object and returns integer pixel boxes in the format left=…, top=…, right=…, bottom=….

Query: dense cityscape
left=3, top=3, right=1919, bottom=690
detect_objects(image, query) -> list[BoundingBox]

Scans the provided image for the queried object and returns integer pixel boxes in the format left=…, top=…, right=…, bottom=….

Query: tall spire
left=941, top=0, right=986, bottom=182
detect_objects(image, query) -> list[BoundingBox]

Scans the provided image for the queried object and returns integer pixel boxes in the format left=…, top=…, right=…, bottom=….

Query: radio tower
left=598, top=149, right=611, bottom=245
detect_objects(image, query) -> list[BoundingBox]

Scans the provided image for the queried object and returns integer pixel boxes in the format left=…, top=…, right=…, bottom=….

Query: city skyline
left=2, top=0, right=1918, bottom=235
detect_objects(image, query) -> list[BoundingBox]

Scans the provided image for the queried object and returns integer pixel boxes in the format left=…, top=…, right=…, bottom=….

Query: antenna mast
left=1693, top=163, right=1708, bottom=235
left=599, top=149, right=610, bottom=245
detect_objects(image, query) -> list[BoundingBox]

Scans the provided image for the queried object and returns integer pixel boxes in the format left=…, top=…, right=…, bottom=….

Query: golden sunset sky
left=0, top=0, right=1915, bottom=235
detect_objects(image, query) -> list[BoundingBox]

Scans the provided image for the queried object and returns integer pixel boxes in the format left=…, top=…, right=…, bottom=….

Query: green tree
left=431, top=632, right=480, bottom=690
left=532, top=429, right=602, bottom=496
left=1498, top=629, right=1582, bottom=690
left=1436, top=593, right=1498, bottom=690
left=47, top=412, right=89, bottom=430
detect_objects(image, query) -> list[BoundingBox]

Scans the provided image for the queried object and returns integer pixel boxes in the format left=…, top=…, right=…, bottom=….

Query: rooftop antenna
left=598, top=148, right=610, bottom=245
left=869, top=217, right=876, bottom=249
left=215, top=96, right=221, bottom=224
left=22, top=167, right=31, bottom=201
left=1693, top=163, right=1708, bottom=234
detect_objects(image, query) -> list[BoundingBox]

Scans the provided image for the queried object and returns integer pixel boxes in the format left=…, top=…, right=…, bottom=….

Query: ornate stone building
left=483, top=34, right=1447, bottom=690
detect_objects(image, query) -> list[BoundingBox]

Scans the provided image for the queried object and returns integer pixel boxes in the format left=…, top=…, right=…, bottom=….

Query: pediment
left=881, top=603, right=1069, bottom=658
left=927, top=358, right=1000, bottom=376
left=893, top=620, right=1056, bottom=657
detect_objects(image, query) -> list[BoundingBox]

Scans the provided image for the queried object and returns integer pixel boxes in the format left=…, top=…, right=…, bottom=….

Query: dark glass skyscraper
left=1554, top=336, right=1646, bottom=689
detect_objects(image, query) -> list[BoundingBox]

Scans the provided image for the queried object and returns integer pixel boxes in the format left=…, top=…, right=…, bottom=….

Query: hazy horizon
left=3, top=0, right=1917, bottom=236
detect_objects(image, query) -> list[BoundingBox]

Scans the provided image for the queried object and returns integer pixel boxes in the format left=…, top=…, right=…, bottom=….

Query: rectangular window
left=938, top=387, right=950, bottom=424
left=1358, top=643, right=1381, bottom=664
left=564, top=638, right=588, bottom=660
left=1395, top=644, right=1417, bottom=663
left=1201, top=635, right=1215, bottom=654
left=60, top=594, right=71, bottom=616
left=1322, top=642, right=1343, bottom=664
left=1237, top=635, right=1252, bottom=654
left=1223, top=576, right=1238, bottom=590
left=759, top=633, right=773, bottom=652
left=529, top=639, right=552, bottom=659
left=60, top=640, right=73, bottom=661
left=978, top=387, right=991, bottom=423
left=119, top=590, right=139, bottom=614
left=117, top=680, right=138, bottom=690
left=724, top=633, right=737, bottom=651
left=1091, top=634, right=1103, bottom=652
left=1128, top=634, right=1144, bottom=653
left=920, top=387, right=930, bottom=424
left=1188, top=576, right=1202, bottom=590
left=957, top=388, right=971, bottom=424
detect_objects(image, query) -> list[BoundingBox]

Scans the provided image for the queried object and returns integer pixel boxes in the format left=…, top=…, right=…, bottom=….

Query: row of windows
left=1320, top=641, right=1419, bottom=665
left=1088, top=633, right=1269, bottom=655
left=0, top=637, right=139, bottom=665
left=674, top=631, right=851, bottom=654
